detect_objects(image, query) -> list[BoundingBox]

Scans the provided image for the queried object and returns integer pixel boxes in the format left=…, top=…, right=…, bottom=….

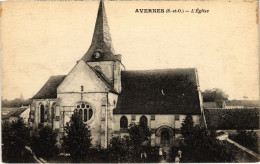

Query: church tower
left=82, top=1, right=123, bottom=93
left=54, top=1, right=123, bottom=148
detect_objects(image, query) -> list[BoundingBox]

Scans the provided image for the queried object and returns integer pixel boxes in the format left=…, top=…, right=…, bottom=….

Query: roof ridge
left=123, top=68, right=196, bottom=72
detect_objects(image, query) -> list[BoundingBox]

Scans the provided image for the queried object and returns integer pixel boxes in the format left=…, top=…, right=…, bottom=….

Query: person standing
left=141, top=151, right=147, bottom=163
left=177, top=149, right=182, bottom=159
left=175, top=156, right=180, bottom=163
left=159, top=147, right=163, bottom=160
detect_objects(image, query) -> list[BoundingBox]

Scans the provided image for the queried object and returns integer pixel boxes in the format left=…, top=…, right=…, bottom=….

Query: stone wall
left=113, top=114, right=201, bottom=147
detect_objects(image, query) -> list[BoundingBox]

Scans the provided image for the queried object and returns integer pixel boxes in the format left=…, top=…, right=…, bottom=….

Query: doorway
left=161, top=130, right=170, bottom=146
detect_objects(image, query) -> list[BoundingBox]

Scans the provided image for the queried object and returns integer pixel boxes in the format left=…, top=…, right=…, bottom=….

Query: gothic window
left=79, top=109, right=82, bottom=116
left=40, top=105, right=44, bottom=123
left=75, top=102, right=93, bottom=122
left=51, top=103, right=56, bottom=123
left=84, top=109, right=88, bottom=122
left=139, top=115, right=148, bottom=126
left=89, top=109, right=93, bottom=120
left=120, top=116, right=128, bottom=129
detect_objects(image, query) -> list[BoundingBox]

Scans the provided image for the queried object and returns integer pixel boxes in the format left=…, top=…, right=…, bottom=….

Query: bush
left=30, top=126, right=58, bottom=160
left=2, top=118, right=30, bottom=162
left=229, top=129, right=259, bottom=153
left=180, top=116, right=237, bottom=162
left=128, top=122, right=151, bottom=155
left=85, top=148, right=108, bottom=163
left=107, top=136, right=133, bottom=163
left=142, top=145, right=160, bottom=163
left=62, top=111, right=92, bottom=162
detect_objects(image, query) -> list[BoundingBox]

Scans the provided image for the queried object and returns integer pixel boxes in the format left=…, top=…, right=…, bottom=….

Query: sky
left=1, top=1, right=259, bottom=100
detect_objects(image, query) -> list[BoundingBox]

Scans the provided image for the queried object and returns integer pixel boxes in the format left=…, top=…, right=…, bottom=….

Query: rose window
left=75, top=103, right=93, bottom=122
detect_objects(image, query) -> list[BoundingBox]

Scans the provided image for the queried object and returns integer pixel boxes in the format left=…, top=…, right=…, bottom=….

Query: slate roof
left=2, top=107, right=19, bottom=117
left=81, top=1, right=121, bottom=62
left=114, top=68, right=202, bottom=114
left=224, top=100, right=244, bottom=107
left=32, top=75, right=66, bottom=99
left=203, top=102, right=217, bottom=108
left=2, top=107, right=27, bottom=119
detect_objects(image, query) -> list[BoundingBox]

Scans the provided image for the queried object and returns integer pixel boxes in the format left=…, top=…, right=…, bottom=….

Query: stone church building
left=29, top=1, right=204, bottom=149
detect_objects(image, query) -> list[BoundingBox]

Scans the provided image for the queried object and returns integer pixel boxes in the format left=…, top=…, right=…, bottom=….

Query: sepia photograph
left=1, top=0, right=259, bottom=163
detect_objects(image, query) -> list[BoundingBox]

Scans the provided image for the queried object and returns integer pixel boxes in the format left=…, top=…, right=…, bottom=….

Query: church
left=29, top=1, right=204, bottom=149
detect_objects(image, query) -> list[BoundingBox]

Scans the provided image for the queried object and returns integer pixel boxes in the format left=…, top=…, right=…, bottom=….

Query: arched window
left=40, top=105, right=44, bottom=123
left=75, top=102, right=93, bottom=122
left=139, top=115, right=147, bottom=126
left=84, top=109, right=88, bottom=122
left=120, top=116, right=128, bottom=129
left=51, top=103, right=56, bottom=123
left=81, top=86, right=84, bottom=92
left=79, top=109, right=83, bottom=119
left=89, top=109, right=93, bottom=120
left=186, top=115, right=193, bottom=121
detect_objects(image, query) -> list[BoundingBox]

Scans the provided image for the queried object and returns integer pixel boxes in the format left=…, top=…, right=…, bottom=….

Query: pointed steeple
left=82, top=1, right=121, bottom=62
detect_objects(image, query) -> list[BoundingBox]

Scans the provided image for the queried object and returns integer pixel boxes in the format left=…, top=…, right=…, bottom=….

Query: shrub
left=2, top=118, right=30, bottom=162
left=30, top=126, right=58, bottom=159
left=229, top=129, right=259, bottom=153
left=128, top=122, right=151, bottom=155
left=85, top=148, right=108, bottom=163
left=180, top=116, right=237, bottom=162
left=62, top=111, right=92, bottom=162
left=107, top=136, right=134, bottom=162
left=142, top=145, right=160, bottom=163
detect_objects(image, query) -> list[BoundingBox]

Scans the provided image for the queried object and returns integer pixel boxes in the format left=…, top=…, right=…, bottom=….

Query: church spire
left=82, top=1, right=121, bottom=62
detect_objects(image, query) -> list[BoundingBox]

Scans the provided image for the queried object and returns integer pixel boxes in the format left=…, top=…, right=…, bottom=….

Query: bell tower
left=81, top=1, right=123, bottom=93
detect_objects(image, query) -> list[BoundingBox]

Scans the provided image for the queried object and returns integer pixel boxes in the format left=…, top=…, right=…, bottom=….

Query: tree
left=128, top=122, right=151, bottom=156
left=180, top=115, right=194, bottom=143
left=230, top=129, right=258, bottom=153
left=1, top=98, right=32, bottom=107
left=62, top=111, right=92, bottom=162
left=30, top=126, right=58, bottom=160
left=202, top=88, right=229, bottom=107
left=2, top=117, right=30, bottom=162
left=107, top=136, right=133, bottom=162
left=180, top=116, right=236, bottom=162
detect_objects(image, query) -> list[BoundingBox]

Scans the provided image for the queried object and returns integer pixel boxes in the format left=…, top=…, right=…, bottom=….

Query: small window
left=51, top=103, right=56, bottom=123
left=94, top=66, right=102, bottom=72
left=131, top=115, right=136, bottom=121
left=175, top=115, right=180, bottom=120
left=151, top=115, right=155, bottom=120
left=120, top=116, right=128, bottom=129
left=81, top=86, right=84, bottom=92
